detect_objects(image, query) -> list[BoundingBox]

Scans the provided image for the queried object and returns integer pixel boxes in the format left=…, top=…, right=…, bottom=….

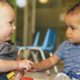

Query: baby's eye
left=9, top=21, right=15, bottom=26
left=68, top=25, right=76, bottom=30
left=9, top=21, right=13, bottom=24
left=71, top=27, right=76, bottom=30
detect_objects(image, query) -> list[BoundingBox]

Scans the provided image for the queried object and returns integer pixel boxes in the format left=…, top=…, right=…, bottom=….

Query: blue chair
left=28, top=29, right=58, bottom=74
left=17, top=32, right=40, bottom=55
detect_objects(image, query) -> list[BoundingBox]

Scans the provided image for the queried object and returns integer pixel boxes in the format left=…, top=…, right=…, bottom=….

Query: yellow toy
left=7, top=71, right=16, bottom=80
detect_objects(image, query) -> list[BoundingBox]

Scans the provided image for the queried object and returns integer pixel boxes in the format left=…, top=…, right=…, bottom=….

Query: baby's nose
left=13, top=25, right=16, bottom=31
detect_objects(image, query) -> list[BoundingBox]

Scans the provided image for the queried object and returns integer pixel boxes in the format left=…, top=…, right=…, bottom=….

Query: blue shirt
left=54, top=40, right=80, bottom=73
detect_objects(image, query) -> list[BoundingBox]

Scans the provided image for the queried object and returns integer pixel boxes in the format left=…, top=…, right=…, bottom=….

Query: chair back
left=33, top=32, right=40, bottom=46
left=42, top=29, right=57, bottom=51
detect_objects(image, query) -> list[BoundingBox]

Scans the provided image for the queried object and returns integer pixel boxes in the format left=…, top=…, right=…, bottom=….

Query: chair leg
left=23, top=50, right=30, bottom=59
left=18, top=49, right=28, bottom=59
left=17, top=49, right=23, bottom=59
left=18, top=49, right=22, bottom=56
left=31, top=51, right=39, bottom=63
left=49, top=52, right=58, bottom=73
left=39, top=49, right=51, bottom=75
left=30, top=50, right=51, bottom=75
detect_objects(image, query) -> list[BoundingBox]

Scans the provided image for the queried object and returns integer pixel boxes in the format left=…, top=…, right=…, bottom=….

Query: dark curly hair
left=67, top=3, right=80, bottom=15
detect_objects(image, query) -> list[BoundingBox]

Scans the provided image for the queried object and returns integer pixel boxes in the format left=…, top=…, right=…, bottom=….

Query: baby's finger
left=26, top=60, right=34, bottom=65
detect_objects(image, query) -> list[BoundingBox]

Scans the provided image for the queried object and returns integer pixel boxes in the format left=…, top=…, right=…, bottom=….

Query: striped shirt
left=54, top=40, right=80, bottom=73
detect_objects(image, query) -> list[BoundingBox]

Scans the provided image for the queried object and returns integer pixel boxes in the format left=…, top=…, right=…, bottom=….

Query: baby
left=31, top=2, right=80, bottom=80
left=0, top=1, right=33, bottom=80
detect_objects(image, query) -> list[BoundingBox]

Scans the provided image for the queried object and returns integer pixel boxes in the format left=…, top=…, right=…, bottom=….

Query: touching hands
left=18, top=60, right=34, bottom=71
left=8, top=60, right=34, bottom=80
left=29, top=63, right=40, bottom=72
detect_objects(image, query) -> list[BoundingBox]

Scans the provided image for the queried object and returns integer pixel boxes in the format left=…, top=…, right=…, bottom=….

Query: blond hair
left=0, top=0, right=7, bottom=7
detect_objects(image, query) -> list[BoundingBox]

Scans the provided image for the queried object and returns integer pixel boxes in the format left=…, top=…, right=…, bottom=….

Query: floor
left=24, top=63, right=63, bottom=80
left=24, top=71, right=56, bottom=80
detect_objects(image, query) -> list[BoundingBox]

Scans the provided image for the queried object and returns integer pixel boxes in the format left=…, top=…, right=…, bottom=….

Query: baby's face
left=0, top=4, right=16, bottom=42
left=64, top=14, right=80, bottom=44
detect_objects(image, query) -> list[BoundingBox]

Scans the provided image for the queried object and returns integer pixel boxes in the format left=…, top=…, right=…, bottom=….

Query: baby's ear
left=0, top=2, right=4, bottom=7
left=7, top=0, right=15, bottom=8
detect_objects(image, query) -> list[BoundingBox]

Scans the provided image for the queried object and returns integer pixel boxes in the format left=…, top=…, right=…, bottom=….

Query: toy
left=7, top=71, right=15, bottom=80
left=21, top=77, right=33, bottom=80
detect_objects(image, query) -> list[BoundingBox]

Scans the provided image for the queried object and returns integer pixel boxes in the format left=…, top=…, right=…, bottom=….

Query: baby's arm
left=6, top=59, right=33, bottom=80
left=0, top=59, right=33, bottom=72
left=31, top=54, right=60, bottom=72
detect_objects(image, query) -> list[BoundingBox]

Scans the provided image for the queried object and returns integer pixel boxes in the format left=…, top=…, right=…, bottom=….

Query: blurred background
left=8, top=0, right=80, bottom=47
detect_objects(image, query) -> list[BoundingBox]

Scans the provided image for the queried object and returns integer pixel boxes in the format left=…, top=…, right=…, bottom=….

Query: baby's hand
left=18, top=60, right=33, bottom=70
left=12, top=72, right=23, bottom=80
left=28, top=63, right=39, bottom=72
